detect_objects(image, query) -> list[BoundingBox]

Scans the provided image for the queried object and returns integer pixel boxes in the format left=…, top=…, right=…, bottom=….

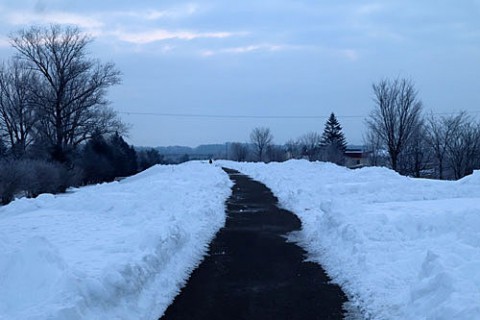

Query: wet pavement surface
left=161, top=168, right=347, bottom=319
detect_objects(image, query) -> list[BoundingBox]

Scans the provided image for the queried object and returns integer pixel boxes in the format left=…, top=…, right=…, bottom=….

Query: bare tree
left=444, top=116, right=480, bottom=179
left=366, top=78, right=423, bottom=172
left=363, top=129, right=387, bottom=167
left=10, top=25, right=124, bottom=162
left=0, top=59, right=37, bottom=158
left=266, top=144, right=286, bottom=162
left=426, top=112, right=467, bottom=179
left=397, top=122, right=431, bottom=177
left=230, top=142, right=249, bottom=162
left=250, top=127, right=273, bottom=162
left=284, top=139, right=302, bottom=159
left=298, top=132, right=322, bottom=161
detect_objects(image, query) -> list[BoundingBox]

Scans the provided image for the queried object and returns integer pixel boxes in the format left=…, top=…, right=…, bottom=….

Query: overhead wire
left=118, top=111, right=365, bottom=119
left=118, top=110, right=480, bottom=119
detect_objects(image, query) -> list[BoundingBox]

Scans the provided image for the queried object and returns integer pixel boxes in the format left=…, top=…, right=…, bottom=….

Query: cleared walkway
left=161, top=168, right=347, bottom=319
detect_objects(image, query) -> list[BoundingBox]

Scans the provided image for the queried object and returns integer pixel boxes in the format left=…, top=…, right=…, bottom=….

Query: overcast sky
left=0, top=0, right=479, bottom=147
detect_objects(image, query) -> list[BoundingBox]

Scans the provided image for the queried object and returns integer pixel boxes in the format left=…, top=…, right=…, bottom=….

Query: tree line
left=0, top=25, right=162, bottom=204
left=230, top=77, right=480, bottom=181
left=365, top=77, right=480, bottom=180
left=230, top=112, right=348, bottom=164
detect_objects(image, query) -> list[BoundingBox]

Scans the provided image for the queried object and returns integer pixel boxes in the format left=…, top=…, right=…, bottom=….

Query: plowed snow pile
left=0, top=162, right=231, bottom=320
left=221, top=160, right=480, bottom=320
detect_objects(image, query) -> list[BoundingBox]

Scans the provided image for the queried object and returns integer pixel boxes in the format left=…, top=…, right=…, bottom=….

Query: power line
left=119, top=110, right=480, bottom=120
left=118, top=111, right=366, bottom=119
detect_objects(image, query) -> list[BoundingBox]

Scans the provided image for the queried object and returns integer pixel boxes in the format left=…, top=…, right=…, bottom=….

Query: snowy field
left=220, top=160, right=480, bottom=320
left=0, top=162, right=232, bottom=320
left=3, top=159, right=480, bottom=320
left=219, top=161, right=480, bottom=320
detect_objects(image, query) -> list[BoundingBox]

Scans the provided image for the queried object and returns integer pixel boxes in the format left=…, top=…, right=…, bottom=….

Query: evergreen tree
left=109, top=132, right=137, bottom=177
left=321, top=113, right=347, bottom=151
left=80, top=132, right=138, bottom=184
left=320, top=113, right=347, bottom=165
left=137, top=148, right=163, bottom=171
left=81, top=133, right=115, bottom=183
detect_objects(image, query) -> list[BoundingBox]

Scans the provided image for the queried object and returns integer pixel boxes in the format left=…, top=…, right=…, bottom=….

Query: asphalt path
left=161, top=167, right=348, bottom=319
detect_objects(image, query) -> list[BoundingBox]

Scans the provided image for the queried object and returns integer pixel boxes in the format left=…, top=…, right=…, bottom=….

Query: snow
left=219, top=160, right=480, bottom=319
left=0, top=162, right=232, bottom=320
left=4, top=158, right=480, bottom=319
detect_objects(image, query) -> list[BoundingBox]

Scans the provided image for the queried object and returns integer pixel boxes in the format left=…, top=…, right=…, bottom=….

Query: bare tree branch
left=0, top=59, right=37, bottom=158
left=366, top=78, right=422, bottom=171
left=250, top=127, right=273, bottom=162
left=298, top=132, right=322, bottom=161
left=9, top=25, right=123, bottom=162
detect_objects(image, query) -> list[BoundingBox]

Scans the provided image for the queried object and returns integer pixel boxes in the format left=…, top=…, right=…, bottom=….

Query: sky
left=0, top=0, right=479, bottom=147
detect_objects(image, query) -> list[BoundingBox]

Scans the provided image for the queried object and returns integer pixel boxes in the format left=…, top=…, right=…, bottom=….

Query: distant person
left=209, top=159, right=213, bottom=164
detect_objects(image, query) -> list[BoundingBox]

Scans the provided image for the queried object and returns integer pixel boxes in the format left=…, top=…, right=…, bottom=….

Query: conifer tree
left=320, top=113, right=347, bottom=165
left=137, top=148, right=163, bottom=171
left=109, top=132, right=137, bottom=177
left=81, top=133, right=115, bottom=183
left=321, top=112, right=347, bottom=151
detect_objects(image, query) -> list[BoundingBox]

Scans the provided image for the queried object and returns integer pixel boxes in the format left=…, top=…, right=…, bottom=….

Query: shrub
left=0, top=160, right=24, bottom=205
left=0, top=159, right=72, bottom=205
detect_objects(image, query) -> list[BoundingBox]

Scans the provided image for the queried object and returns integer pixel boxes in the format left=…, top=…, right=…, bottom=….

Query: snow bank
left=220, top=160, right=480, bottom=319
left=0, top=162, right=232, bottom=320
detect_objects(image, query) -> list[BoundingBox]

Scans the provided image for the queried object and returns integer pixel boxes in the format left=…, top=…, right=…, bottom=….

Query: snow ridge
left=0, top=162, right=232, bottom=320
left=221, top=160, right=480, bottom=320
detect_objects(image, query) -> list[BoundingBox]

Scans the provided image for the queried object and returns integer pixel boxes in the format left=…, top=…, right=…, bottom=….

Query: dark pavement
left=161, top=168, right=347, bottom=319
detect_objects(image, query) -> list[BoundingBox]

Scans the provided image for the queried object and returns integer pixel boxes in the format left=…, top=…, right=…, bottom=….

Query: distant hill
left=137, top=143, right=231, bottom=163
left=195, top=144, right=228, bottom=155
left=155, top=145, right=195, bottom=155
left=155, top=144, right=227, bottom=156
left=137, top=143, right=367, bottom=164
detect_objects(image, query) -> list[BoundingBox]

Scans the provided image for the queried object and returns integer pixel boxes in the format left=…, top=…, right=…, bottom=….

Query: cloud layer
left=0, top=1, right=479, bottom=146
left=2, top=1, right=478, bottom=58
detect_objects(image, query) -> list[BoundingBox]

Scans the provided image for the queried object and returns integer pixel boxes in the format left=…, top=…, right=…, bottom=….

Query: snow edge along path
left=219, top=160, right=480, bottom=320
left=0, top=162, right=232, bottom=320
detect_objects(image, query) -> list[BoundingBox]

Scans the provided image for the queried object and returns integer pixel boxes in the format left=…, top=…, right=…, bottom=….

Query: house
left=344, top=147, right=371, bottom=168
